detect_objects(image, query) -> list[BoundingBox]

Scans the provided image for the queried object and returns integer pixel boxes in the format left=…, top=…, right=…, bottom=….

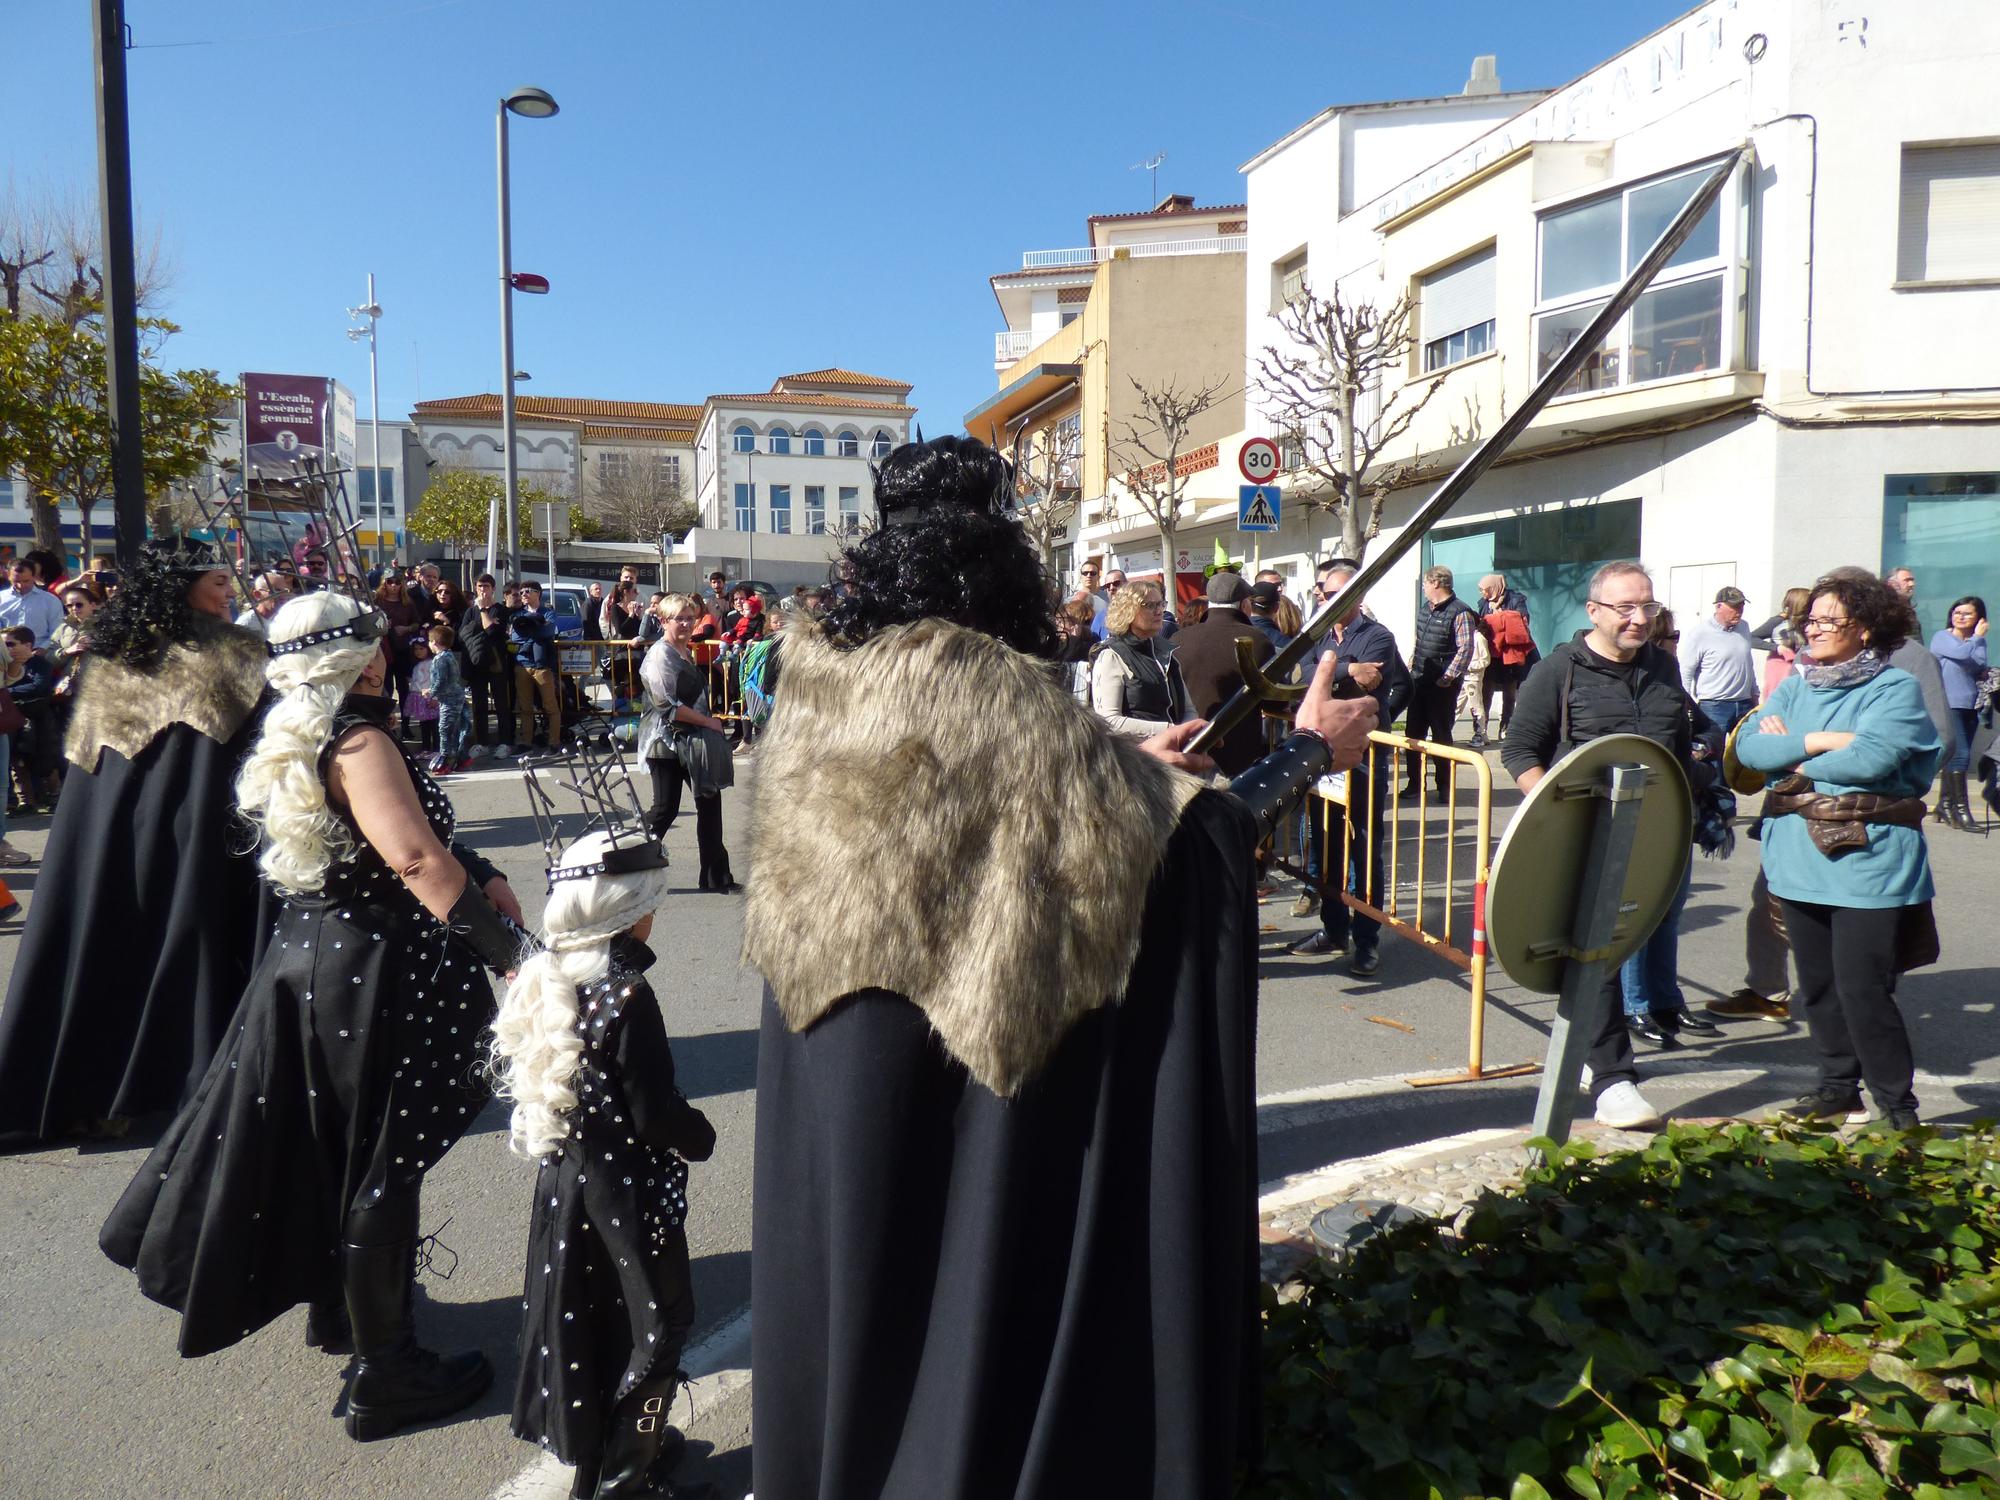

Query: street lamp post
left=497, top=85, right=559, bottom=582
left=347, top=275, right=384, bottom=568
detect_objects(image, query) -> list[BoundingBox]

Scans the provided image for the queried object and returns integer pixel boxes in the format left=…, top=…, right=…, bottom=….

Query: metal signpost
left=535, top=499, right=570, bottom=588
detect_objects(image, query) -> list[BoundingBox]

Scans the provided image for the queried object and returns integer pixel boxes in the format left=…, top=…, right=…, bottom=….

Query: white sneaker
left=1593, top=1080, right=1664, bottom=1130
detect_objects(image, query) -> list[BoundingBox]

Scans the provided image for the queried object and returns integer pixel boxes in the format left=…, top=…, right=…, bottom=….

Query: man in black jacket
left=1404, top=565, right=1475, bottom=797
left=1501, top=560, right=1722, bottom=1130
left=457, top=574, right=513, bottom=750
left=1292, top=557, right=1411, bottom=973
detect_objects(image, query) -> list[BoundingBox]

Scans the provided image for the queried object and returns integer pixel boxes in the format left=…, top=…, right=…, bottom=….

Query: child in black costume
left=490, top=830, right=717, bottom=1500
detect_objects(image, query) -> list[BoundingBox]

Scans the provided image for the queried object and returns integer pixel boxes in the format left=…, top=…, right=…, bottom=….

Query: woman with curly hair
left=1089, top=578, right=1189, bottom=739
left=102, top=589, right=528, bottom=1441
left=1735, top=568, right=1942, bottom=1130
left=491, top=833, right=717, bottom=1500
left=0, top=539, right=266, bottom=1146
left=746, top=435, right=1376, bottom=1499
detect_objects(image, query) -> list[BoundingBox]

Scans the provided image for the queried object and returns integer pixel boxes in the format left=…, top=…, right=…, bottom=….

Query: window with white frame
left=805, top=484, right=827, bottom=534
left=1533, top=160, right=1742, bottom=396
left=599, top=450, right=631, bottom=482
left=734, top=482, right=756, bottom=531
left=1273, top=250, right=1308, bottom=312
left=768, top=426, right=792, bottom=455
left=769, top=483, right=792, bottom=534
left=839, top=485, right=860, bottom=531
left=1420, top=246, right=1497, bottom=372
left=655, top=453, right=681, bottom=489
left=836, top=431, right=860, bottom=458
left=802, top=428, right=826, bottom=456
left=733, top=424, right=756, bottom=453
left=1052, top=411, right=1082, bottom=488
left=0, top=476, right=13, bottom=510
left=356, top=467, right=397, bottom=513
left=1897, top=141, right=2000, bottom=285
left=870, top=430, right=892, bottom=459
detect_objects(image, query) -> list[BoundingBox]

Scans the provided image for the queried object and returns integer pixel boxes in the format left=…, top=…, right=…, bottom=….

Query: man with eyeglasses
left=1680, top=586, right=1759, bottom=737
left=1502, top=560, right=1725, bottom=1130
left=1073, top=561, right=1110, bottom=639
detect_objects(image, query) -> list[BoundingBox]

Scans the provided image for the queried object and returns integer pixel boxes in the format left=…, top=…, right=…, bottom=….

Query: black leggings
left=647, top=758, right=728, bottom=877
left=1779, top=899, right=1917, bottom=1115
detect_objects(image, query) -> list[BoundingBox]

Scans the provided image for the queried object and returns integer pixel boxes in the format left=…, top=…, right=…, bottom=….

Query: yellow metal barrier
left=1284, top=728, right=1539, bottom=1088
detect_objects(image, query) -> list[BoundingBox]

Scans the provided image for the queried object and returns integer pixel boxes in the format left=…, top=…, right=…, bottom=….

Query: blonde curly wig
left=234, top=590, right=387, bottom=896
left=488, top=832, right=670, bottom=1161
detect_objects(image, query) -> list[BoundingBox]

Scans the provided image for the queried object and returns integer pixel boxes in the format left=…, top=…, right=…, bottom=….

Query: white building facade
left=1228, top=0, right=2000, bottom=649
left=689, top=369, right=915, bottom=588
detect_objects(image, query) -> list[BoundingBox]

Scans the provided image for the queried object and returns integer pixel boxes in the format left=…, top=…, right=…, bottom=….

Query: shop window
left=1882, top=472, right=2000, bottom=639
left=1424, top=498, right=1642, bottom=650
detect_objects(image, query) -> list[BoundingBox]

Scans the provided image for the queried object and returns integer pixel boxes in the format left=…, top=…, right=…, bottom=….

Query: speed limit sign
left=1239, top=437, right=1281, bottom=484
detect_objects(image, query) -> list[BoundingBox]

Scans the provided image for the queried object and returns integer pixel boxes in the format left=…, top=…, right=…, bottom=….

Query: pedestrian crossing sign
left=1238, top=485, right=1281, bottom=532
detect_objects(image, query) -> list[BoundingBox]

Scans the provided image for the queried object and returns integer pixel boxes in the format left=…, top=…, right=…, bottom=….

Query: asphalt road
left=2, top=749, right=1995, bottom=1500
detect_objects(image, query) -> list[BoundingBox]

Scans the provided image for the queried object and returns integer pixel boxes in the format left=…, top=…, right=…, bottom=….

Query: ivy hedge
left=1247, top=1122, right=2000, bottom=1499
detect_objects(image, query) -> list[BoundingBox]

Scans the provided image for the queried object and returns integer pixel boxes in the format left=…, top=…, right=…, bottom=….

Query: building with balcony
left=1236, top=0, right=2000, bottom=648
left=688, top=368, right=915, bottom=588
left=968, top=195, right=1249, bottom=591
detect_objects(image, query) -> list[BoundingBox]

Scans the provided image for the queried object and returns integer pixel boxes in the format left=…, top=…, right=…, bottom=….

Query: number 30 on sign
left=1238, top=437, right=1280, bottom=484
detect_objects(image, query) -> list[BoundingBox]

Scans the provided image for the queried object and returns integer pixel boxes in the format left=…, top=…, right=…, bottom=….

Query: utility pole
left=93, top=0, right=146, bottom=562
left=348, top=275, right=384, bottom=567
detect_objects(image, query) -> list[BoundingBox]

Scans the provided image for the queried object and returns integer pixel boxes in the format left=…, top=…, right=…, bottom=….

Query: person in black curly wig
left=0, top=536, right=271, bottom=1148
left=818, top=435, right=1060, bottom=660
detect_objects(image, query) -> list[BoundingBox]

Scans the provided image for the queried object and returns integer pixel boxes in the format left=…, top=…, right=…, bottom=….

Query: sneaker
left=1706, top=988, right=1791, bottom=1022
left=1468, top=732, right=1488, bottom=749
left=1289, top=931, right=1347, bottom=958
left=1594, top=1081, right=1664, bottom=1130
left=1290, top=890, right=1320, bottom=918
left=0, top=841, right=30, bottom=867
left=1350, top=943, right=1381, bottom=977
left=1781, top=1086, right=1863, bottom=1124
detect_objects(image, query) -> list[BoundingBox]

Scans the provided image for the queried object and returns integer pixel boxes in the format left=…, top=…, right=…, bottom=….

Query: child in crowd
left=488, top=832, right=716, bottom=1500
left=426, top=624, right=472, bottom=776
left=403, top=635, right=440, bottom=753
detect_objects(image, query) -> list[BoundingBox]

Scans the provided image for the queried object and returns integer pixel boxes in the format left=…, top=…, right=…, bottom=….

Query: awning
left=962, top=363, right=1082, bottom=441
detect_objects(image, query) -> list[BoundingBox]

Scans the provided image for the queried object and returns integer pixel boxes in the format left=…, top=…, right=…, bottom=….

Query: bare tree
left=1108, top=374, right=1228, bottom=593
left=1010, top=415, right=1081, bottom=569
left=1, top=175, right=168, bottom=326
left=588, top=452, right=697, bottom=579
left=1254, top=284, right=1463, bottom=564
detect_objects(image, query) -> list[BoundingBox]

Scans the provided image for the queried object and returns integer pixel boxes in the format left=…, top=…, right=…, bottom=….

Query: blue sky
left=9, top=0, right=1693, bottom=433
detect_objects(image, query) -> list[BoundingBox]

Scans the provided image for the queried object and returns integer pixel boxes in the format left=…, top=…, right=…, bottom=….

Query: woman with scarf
left=638, top=594, right=735, bottom=890
left=102, top=589, right=528, bottom=1441
left=1735, top=568, right=1941, bottom=1131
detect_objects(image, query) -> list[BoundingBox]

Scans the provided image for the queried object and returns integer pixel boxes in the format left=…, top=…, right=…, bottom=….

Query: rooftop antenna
left=1130, top=151, right=1167, bottom=206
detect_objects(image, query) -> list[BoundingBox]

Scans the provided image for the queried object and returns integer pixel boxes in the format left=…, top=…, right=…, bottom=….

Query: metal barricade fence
left=1273, top=725, right=1539, bottom=1088
left=562, top=639, right=752, bottom=731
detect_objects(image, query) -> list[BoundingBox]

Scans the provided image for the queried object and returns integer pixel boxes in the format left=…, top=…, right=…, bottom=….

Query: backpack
left=739, top=638, right=780, bottom=728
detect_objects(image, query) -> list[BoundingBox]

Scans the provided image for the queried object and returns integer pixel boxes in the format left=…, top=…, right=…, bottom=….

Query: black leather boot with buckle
left=341, top=1199, right=492, bottom=1442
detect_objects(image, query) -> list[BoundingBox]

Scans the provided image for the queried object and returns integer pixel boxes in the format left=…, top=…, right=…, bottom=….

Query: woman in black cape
left=0, top=539, right=269, bottom=1146
left=740, top=436, right=1375, bottom=1498
left=101, top=588, right=529, bottom=1442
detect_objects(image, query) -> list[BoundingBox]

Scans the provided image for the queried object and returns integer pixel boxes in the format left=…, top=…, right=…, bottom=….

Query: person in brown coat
left=1168, top=572, right=1273, bottom=776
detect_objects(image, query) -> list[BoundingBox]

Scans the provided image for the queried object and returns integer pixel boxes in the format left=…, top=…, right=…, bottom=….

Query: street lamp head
left=350, top=302, right=383, bottom=320
left=513, top=371, right=532, bottom=382
left=509, top=272, right=551, bottom=295
left=504, top=86, right=559, bottom=119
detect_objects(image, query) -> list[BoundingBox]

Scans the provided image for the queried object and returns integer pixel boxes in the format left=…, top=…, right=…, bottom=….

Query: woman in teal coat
left=1736, top=568, right=1941, bottom=1130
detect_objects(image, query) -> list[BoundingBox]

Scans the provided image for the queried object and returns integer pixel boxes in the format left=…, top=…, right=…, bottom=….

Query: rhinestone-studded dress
left=101, top=701, right=500, bottom=1358
left=513, top=935, right=713, bottom=1466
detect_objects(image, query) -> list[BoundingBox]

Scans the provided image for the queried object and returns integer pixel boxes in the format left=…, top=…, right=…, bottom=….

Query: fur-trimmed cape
left=746, top=618, right=1266, bottom=1498
left=741, top=617, right=1202, bottom=1097
left=65, top=614, right=268, bottom=772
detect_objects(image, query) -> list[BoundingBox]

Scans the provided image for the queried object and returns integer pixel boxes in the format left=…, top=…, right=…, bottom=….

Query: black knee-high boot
left=341, top=1192, right=492, bottom=1442
left=587, top=1373, right=714, bottom=1499
left=694, top=794, right=731, bottom=893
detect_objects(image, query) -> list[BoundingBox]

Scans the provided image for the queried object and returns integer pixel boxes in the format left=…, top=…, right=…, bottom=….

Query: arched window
left=802, top=428, right=826, bottom=456
left=870, top=430, right=893, bottom=459
left=732, top=424, right=755, bottom=453
left=768, top=426, right=792, bottom=455
left=836, top=430, right=860, bottom=458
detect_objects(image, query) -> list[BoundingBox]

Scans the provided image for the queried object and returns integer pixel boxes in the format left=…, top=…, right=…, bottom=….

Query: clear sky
left=8, top=0, right=1695, bottom=434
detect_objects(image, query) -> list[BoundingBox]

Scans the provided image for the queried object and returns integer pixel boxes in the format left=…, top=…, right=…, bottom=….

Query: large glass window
left=732, top=424, right=755, bottom=453
left=356, top=467, right=397, bottom=513
left=1423, top=498, right=1643, bottom=652
left=769, top=483, right=791, bottom=534
left=734, top=482, right=756, bottom=532
left=839, top=485, right=860, bottom=532
left=804, top=484, right=827, bottom=535
left=1883, top=472, right=2000, bottom=640
left=768, top=426, right=792, bottom=455
left=1533, top=161, right=1739, bottom=397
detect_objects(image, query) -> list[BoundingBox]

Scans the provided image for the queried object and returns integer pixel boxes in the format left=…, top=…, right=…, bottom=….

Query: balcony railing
left=994, top=329, right=1035, bottom=364
left=1019, top=234, right=1246, bottom=270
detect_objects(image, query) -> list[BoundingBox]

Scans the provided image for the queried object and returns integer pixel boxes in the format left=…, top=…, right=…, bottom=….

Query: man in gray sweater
left=1680, top=586, right=1760, bottom=734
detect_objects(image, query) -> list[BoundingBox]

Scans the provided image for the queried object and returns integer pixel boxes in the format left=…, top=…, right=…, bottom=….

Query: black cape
left=750, top=788, right=1262, bottom=1500
left=0, top=715, right=269, bottom=1145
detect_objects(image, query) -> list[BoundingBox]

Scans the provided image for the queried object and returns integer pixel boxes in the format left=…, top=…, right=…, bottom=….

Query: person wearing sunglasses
left=1733, top=568, right=1941, bottom=1132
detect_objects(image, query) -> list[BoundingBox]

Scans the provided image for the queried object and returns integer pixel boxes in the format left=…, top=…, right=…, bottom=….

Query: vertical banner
left=331, top=380, right=357, bottom=478
left=240, top=372, right=331, bottom=493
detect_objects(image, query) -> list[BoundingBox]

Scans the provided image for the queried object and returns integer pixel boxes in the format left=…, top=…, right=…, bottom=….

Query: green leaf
left=1510, top=1477, right=1555, bottom=1500
left=1804, top=1334, right=1876, bottom=1380
left=1560, top=1464, right=1603, bottom=1500
left=1936, top=1434, right=2000, bottom=1480
left=1763, top=1441, right=1818, bottom=1480
left=1869, top=1352, right=1952, bottom=1403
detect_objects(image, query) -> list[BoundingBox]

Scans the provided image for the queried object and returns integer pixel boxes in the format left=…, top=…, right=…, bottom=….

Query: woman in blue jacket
left=1930, top=595, right=1988, bottom=832
left=1736, top=569, right=1941, bottom=1130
